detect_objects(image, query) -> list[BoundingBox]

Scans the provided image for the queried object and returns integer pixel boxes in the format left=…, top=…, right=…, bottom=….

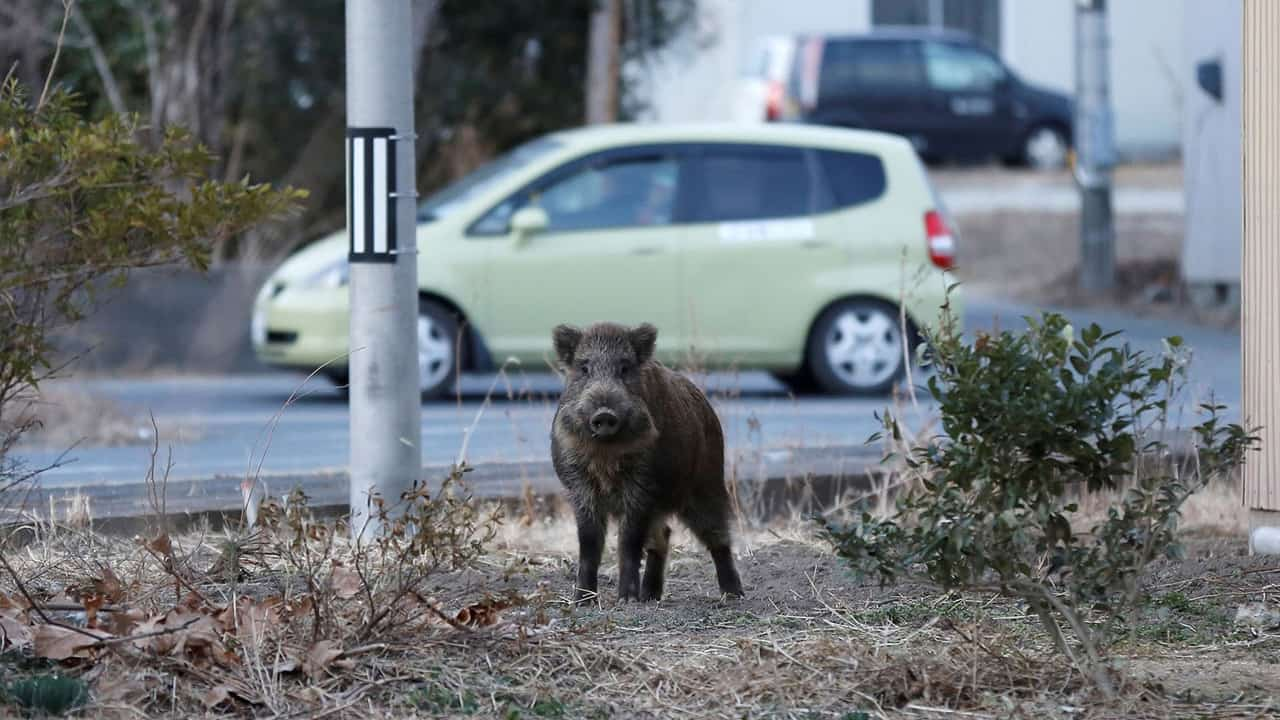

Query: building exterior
left=1182, top=0, right=1242, bottom=301
left=1242, top=0, right=1280, bottom=554
left=633, top=0, right=1184, bottom=161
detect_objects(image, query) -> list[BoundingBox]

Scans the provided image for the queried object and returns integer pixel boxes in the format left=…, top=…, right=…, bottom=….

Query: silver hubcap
left=1026, top=127, right=1066, bottom=170
left=824, top=308, right=903, bottom=390
left=417, top=313, right=453, bottom=392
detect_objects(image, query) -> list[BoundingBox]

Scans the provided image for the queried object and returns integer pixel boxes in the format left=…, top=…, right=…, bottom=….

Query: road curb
left=5, top=445, right=887, bottom=533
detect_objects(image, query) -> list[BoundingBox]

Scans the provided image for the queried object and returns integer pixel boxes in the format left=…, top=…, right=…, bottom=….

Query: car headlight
left=250, top=279, right=276, bottom=347
left=301, top=258, right=350, bottom=289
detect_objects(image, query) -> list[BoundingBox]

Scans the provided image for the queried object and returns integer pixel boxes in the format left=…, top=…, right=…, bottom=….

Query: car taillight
left=798, top=38, right=823, bottom=112
left=925, top=210, right=956, bottom=270
left=764, top=80, right=783, bottom=121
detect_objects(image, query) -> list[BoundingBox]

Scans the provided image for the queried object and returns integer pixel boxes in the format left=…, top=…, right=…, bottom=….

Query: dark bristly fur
left=550, top=321, right=745, bottom=603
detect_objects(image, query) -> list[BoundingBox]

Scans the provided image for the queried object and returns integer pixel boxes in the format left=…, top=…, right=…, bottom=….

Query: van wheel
left=806, top=299, right=909, bottom=396
left=1021, top=125, right=1069, bottom=171
left=417, top=298, right=459, bottom=399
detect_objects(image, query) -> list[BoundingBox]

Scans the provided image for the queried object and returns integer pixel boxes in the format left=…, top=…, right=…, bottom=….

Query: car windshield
left=416, top=135, right=563, bottom=221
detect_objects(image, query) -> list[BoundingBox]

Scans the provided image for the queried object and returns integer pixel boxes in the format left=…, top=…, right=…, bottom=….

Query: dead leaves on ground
left=0, top=578, right=544, bottom=711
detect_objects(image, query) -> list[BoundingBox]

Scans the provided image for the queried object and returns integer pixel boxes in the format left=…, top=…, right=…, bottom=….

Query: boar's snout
left=589, top=407, right=621, bottom=438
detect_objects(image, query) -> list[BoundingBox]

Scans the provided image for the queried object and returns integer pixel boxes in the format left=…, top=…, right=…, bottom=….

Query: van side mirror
left=510, top=205, right=549, bottom=245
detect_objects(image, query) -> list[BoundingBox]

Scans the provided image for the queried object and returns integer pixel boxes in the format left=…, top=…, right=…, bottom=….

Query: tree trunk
left=584, top=0, right=621, bottom=124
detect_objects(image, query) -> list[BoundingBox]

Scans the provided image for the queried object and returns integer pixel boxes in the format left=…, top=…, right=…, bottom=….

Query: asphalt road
left=10, top=295, right=1240, bottom=519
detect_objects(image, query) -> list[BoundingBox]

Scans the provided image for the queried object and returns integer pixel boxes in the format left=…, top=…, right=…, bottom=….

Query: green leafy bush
left=822, top=303, right=1257, bottom=695
left=0, top=78, right=303, bottom=484
left=3, top=674, right=89, bottom=716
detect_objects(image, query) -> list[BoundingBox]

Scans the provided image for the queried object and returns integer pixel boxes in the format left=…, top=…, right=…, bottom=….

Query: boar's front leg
left=617, top=511, right=656, bottom=602
left=573, top=507, right=606, bottom=605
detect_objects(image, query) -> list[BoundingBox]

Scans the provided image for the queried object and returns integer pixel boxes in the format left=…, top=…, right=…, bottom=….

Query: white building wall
left=638, top=0, right=1183, bottom=159
left=1182, top=0, right=1242, bottom=286
left=1001, top=0, right=1184, bottom=160
left=630, top=0, right=871, bottom=123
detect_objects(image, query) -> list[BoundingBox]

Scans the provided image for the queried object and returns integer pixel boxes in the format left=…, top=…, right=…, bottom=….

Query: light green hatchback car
left=251, top=123, right=960, bottom=397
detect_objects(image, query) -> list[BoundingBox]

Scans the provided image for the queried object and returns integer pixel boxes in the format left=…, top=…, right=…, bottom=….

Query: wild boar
left=550, top=321, right=744, bottom=603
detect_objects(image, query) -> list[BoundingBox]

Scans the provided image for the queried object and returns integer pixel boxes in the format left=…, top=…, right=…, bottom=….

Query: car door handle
left=630, top=246, right=662, bottom=256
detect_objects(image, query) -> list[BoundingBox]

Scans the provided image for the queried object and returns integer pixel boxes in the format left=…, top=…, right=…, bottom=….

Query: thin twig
left=87, top=615, right=202, bottom=649
left=37, top=0, right=73, bottom=110
left=0, top=547, right=105, bottom=644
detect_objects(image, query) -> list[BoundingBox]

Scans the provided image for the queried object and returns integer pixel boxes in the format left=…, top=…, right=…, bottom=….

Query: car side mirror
left=510, top=205, right=549, bottom=245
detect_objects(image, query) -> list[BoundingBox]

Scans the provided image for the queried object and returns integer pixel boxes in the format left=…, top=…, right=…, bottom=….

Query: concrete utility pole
left=345, top=0, right=421, bottom=539
left=585, top=0, right=622, bottom=124
left=1074, top=0, right=1117, bottom=293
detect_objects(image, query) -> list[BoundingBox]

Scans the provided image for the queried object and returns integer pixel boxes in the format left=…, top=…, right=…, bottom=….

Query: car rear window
left=689, top=147, right=816, bottom=222
left=817, top=149, right=887, bottom=209
left=818, top=39, right=922, bottom=98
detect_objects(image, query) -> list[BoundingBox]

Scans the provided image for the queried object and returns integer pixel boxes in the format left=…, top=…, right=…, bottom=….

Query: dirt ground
left=2, top=492, right=1278, bottom=720
left=930, top=163, right=1183, bottom=191
left=934, top=163, right=1240, bottom=330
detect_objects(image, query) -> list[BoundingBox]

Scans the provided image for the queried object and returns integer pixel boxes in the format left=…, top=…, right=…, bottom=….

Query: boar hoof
left=618, top=580, right=640, bottom=602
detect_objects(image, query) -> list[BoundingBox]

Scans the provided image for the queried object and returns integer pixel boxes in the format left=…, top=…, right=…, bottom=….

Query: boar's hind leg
left=679, top=502, right=745, bottom=598
left=574, top=508, right=606, bottom=604
left=640, top=522, right=672, bottom=602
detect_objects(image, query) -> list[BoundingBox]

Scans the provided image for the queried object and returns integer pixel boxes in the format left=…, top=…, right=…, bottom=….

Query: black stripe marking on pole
left=346, top=126, right=398, bottom=263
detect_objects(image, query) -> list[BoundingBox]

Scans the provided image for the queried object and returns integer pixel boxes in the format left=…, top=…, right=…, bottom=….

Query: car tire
left=416, top=298, right=460, bottom=400
left=771, top=370, right=819, bottom=396
left=323, top=370, right=350, bottom=396
left=1020, top=124, right=1069, bottom=171
left=805, top=299, right=910, bottom=397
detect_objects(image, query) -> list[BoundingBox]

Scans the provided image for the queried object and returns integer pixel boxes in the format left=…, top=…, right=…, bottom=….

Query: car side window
left=688, top=146, right=818, bottom=222
left=473, top=154, right=678, bottom=235
left=816, top=150, right=887, bottom=210
left=819, top=39, right=923, bottom=98
left=923, top=41, right=1005, bottom=92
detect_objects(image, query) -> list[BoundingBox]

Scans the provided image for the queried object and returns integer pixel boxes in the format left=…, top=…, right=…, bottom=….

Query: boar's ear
left=630, top=323, right=658, bottom=364
left=552, top=324, right=583, bottom=366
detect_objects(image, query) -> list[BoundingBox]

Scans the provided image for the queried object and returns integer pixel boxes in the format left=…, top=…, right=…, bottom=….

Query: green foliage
left=2, top=674, right=90, bottom=716
left=0, top=79, right=302, bottom=479
left=821, top=301, right=1258, bottom=688
left=14, top=0, right=698, bottom=257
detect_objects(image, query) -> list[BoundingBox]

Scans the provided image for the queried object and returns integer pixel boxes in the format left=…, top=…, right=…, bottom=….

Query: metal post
left=928, top=0, right=944, bottom=30
left=346, top=0, right=421, bottom=539
left=1074, top=0, right=1116, bottom=293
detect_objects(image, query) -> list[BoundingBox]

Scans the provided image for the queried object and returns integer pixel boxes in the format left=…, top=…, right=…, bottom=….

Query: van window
left=688, top=146, right=816, bottom=222
left=819, top=39, right=923, bottom=98
left=922, top=41, right=1005, bottom=92
left=817, top=150, right=887, bottom=209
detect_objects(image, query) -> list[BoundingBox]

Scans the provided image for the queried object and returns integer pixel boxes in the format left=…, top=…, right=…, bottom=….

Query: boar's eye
left=576, top=359, right=590, bottom=374
left=619, top=360, right=635, bottom=375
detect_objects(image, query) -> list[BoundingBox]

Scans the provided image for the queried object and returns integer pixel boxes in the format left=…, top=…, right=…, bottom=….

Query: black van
left=781, top=27, right=1074, bottom=169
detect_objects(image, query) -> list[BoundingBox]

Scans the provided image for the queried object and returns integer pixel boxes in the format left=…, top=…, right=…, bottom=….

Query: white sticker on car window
left=718, top=219, right=816, bottom=244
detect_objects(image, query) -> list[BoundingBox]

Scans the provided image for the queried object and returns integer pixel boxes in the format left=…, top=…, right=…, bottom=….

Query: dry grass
left=2, top=485, right=1278, bottom=720
left=950, top=205, right=1238, bottom=330
left=13, top=382, right=201, bottom=450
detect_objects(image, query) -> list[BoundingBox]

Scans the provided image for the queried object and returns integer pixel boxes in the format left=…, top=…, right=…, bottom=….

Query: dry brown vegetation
left=1, top=469, right=1278, bottom=720
left=12, top=384, right=156, bottom=451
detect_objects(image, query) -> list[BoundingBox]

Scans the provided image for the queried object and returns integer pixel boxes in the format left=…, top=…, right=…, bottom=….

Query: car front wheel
left=416, top=298, right=459, bottom=399
left=806, top=300, right=909, bottom=396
